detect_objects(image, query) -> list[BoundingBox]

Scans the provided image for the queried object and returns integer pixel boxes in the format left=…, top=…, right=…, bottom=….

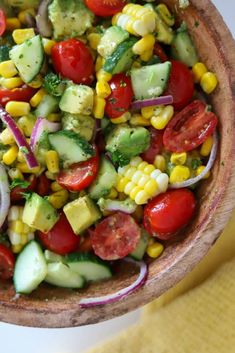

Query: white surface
left=0, top=1, right=234, bottom=353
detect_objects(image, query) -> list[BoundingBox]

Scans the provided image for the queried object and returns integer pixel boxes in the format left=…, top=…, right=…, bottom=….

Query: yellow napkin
left=86, top=210, right=235, bottom=353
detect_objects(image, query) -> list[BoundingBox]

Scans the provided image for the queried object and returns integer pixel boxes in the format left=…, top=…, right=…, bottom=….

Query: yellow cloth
left=86, top=210, right=235, bottom=353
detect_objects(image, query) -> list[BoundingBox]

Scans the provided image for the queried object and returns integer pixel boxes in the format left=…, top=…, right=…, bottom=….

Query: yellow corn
left=50, top=181, right=63, bottom=192
left=45, top=171, right=57, bottom=180
left=45, top=150, right=60, bottom=174
left=170, top=152, right=187, bottom=165
left=1, top=77, right=23, bottom=89
left=16, top=162, right=41, bottom=174
left=12, top=28, right=35, bottom=44
left=93, top=95, right=106, bottom=119
left=157, top=4, right=175, bottom=27
left=200, top=72, right=218, bottom=94
left=6, top=18, right=21, bottom=31
left=140, top=49, right=154, bottom=62
left=42, top=38, right=56, bottom=55
left=0, top=60, right=18, bottom=78
left=47, top=113, right=61, bottom=122
left=196, top=166, right=210, bottom=179
left=108, top=188, right=118, bottom=200
left=111, top=112, right=131, bottom=124
left=18, top=114, right=36, bottom=137
left=141, top=106, right=155, bottom=119
left=95, top=56, right=104, bottom=72
left=17, top=150, right=26, bottom=163
left=18, top=8, right=36, bottom=24
left=0, top=128, right=15, bottom=145
left=132, top=34, right=155, bottom=55
left=27, top=75, right=43, bottom=88
left=48, top=190, right=69, bottom=209
left=5, top=101, right=30, bottom=118
left=154, top=155, right=166, bottom=172
left=8, top=168, right=24, bottom=180
left=151, top=105, right=174, bottom=130
left=2, top=145, right=19, bottom=165
left=130, top=114, right=151, bottom=126
left=88, top=33, right=101, bottom=50
left=200, top=136, right=213, bottom=157
left=30, top=88, right=46, bottom=107
left=192, top=62, right=208, bottom=83
left=147, top=242, right=164, bottom=258
left=170, top=165, right=190, bottom=184
left=96, top=70, right=112, bottom=82
left=96, top=80, right=111, bottom=98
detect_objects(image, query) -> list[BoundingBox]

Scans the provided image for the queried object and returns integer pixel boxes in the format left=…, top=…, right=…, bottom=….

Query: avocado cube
left=59, top=85, right=94, bottom=116
left=22, top=193, right=59, bottom=233
left=63, top=196, right=101, bottom=235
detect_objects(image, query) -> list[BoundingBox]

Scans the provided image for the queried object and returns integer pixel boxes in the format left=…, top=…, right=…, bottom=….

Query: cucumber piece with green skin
left=45, top=262, right=85, bottom=288
left=10, top=35, right=44, bottom=84
left=131, top=62, right=171, bottom=100
left=0, top=45, right=10, bottom=63
left=98, top=26, right=129, bottom=58
left=44, top=250, right=64, bottom=263
left=13, top=241, right=47, bottom=294
left=130, top=230, right=149, bottom=261
left=34, top=95, right=59, bottom=118
left=103, top=38, right=137, bottom=75
left=66, top=253, right=112, bottom=282
left=171, top=31, right=199, bottom=67
left=48, top=130, right=95, bottom=167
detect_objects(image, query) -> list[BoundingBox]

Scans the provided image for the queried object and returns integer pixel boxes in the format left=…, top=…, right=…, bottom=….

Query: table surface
left=0, top=1, right=234, bottom=353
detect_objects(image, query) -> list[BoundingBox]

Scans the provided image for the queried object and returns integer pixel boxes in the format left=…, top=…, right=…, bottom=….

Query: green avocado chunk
left=62, top=113, right=95, bottom=141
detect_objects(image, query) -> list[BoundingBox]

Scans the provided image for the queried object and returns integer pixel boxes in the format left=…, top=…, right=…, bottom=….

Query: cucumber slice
left=44, top=250, right=64, bottom=263
left=10, top=35, right=44, bottom=83
left=45, top=262, right=85, bottom=288
left=171, top=31, right=199, bottom=67
left=103, top=38, right=137, bottom=74
left=13, top=241, right=47, bottom=294
left=130, top=230, right=149, bottom=260
left=34, top=95, right=59, bottom=118
left=98, top=26, right=129, bottom=58
left=48, top=130, right=95, bottom=166
left=66, top=253, right=112, bottom=282
left=131, top=62, right=171, bottom=100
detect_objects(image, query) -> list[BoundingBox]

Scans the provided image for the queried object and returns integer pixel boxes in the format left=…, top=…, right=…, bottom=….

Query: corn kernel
left=154, top=155, right=166, bottom=172
left=138, top=161, right=148, bottom=171
left=170, top=152, right=187, bottom=165
left=95, top=56, right=104, bottom=72
left=151, top=105, right=174, bottom=130
left=27, top=75, right=43, bottom=88
left=108, top=188, right=118, bottom=200
left=170, top=165, right=190, bottom=184
left=111, top=112, right=130, bottom=124
left=156, top=4, right=175, bottom=26
left=30, top=88, right=46, bottom=107
left=93, top=95, right=106, bottom=119
left=47, top=113, right=61, bottom=122
left=6, top=18, right=21, bottom=31
left=140, top=49, right=153, bottom=62
left=16, top=163, right=41, bottom=174
left=0, top=60, right=18, bottom=78
left=18, top=8, right=36, bottom=24
left=48, top=190, right=69, bottom=209
left=132, top=170, right=144, bottom=184
left=42, top=38, right=56, bottom=55
left=147, top=242, right=164, bottom=258
left=138, top=174, right=150, bottom=187
left=51, top=181, right=63, bottom=192
left=96, top=70, right=112, bottom=82
left=200, top=72, right=218, bottom=94
left=141, top=106, right=155, bottom=119
left=116, top=176, right=129, bottom=192
left=1, top=77, right=23, bottom=89
left=132, top=60, right=142, bottom=69
left=124, top=181, right=136, bottom=195
left=0, top=128, right=15, bottom=145
left=192, top=62, right=208, bottom=83
left=132, top=34, right=155, bottom=55
left=125, top=167, right=137, bottom=180
left=144, top=179, right=158, bottom=196
left=12, top=28, right=35, bottom=44
left=45, top=150, right=60, bottom=174
left=14, top=220, right=24, bottom=234
left=200, top=136, right=213, bottom=157
left=130, top=156, right=142, bottom=167
left=130, top=114, right=151, bottom=126
left=196, top=166, right=210, bottom=179
left=12, top=244, right=23, bottom=253
left=45, top=171, right=57, bottom=180
left=144, top=165, right=155, bottom=174
left=135, top=190, right=149, bottom=205
left=3, top=145, right=19, bottom=165
left=96, top=80, right=111, bottom=98
left=17, top=150, right=26, bottom=163
left=8, top=168, right=24, bottom=180
left=88, top=33, right=101, bottom=50
left=5, top=101, right=30, bottom=118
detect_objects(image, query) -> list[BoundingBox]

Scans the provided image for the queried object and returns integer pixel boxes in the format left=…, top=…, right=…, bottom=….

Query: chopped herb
left=191, top=159, right=202, bottom=170
left=10, top=179, right=30, bottom=190
left=120, top=80, right=127, bottom=88
left=20, top=146, right=29, bottom=155
left=221, top=161, right=225, bottom=166
left=19, top=54, right=23, bottom=59
left=109, top=97, right=117, bottom=104
left=194, top=21, right=200, bottom=28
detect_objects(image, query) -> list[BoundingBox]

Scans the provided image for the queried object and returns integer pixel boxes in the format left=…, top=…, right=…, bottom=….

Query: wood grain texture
left=0, top=0, right=235, bottom=328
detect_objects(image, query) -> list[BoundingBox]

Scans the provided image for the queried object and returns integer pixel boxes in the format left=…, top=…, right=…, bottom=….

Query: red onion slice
left=30, top=117, right=61, bottom=150
left=170, top=131, right=218, bottom=189
left=0, top=106, right=38, bottom=169
left=79, top=258, right=148, bottom=308
left=131, top=95, right=173, bottom=111
left=0, top=164, right=10, bottom=229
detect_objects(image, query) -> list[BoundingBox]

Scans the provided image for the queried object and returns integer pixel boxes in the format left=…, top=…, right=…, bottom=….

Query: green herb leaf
left=10, top=179, right=30, bottom=190
left=191, top=159, right=202, bottom=170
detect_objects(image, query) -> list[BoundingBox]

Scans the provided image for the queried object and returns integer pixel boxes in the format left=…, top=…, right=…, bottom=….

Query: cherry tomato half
left=78, top=235, right=93, bottom=253
left=154, top=43, right=168, bottom=62
left=10, top=176, right=37, bottom=202
left=0, top=85, right=37, bottom=107
left=105, top=74, right=134, bottom=119
left=36, top=173, right=51, bottom=197
left=141, top=128, right=163, bottom=164
left=57, top=150, right=99, bottom=192
left=0, top=10, right=6, bottom=36
left=51, top=39, right=94, bottom=85
left=163, top=100, right=218, bottom=152
left=0, top=244, right=15, bottom=280
left=85, top=0, right=126, bottom=17
left=144, top=189, right=196, bottom=239
left=165, top=60, right=194, bottom=111
left=38, top=213, right=80, bottom=255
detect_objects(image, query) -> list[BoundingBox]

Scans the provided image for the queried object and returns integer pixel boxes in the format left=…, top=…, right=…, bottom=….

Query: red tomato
left=51, top=39, right=94, bottom=85
left=78, top=235, right=93, bottom=253
left=85, top=0, right=126, bottom=17
left=38, top=213, right=80, bottom=255
left=105, top=74, right=134, bottom=119
left=0, top=86, right=37, bottom=107
left=0, top=244, right=15, bottom=280
left=0, top=10, right=6, bottom=36
left=144, top=189, right=196, bottom=239
left=154, top=43, right=168, bottom=62
left=163, top=100, right=218, bottom=152
left=90, top=212, right=141, bottom=260
left=165, top=60, right=194, bottom=110
left=36, top=174, right=51, bottom=197
left=10, top=176, right=37, bottom=202
left=141, top=128, right=163, bottom=164
left=57, top=151, right=99, bottom=192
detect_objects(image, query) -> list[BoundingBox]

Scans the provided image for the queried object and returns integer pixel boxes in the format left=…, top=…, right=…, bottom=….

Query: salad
left=0, top=0, right=219, bottom=306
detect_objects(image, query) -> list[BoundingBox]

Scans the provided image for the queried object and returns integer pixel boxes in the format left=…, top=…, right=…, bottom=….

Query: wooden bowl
left=0, top=0, right=235, bottom=328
